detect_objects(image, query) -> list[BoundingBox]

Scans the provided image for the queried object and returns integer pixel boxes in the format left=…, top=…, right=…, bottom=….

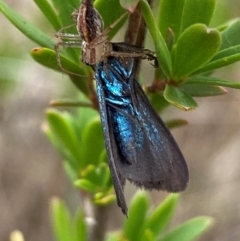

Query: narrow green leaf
left=44, top=121, right=78, bottom=169
left=0, top=0, right=54, bottom=48
left=76, top=107, right=99, bottom=136
left=145, top=194, right=179, bottom=237
left=195, top=52, right=240, bottom=74
left=46, top=109, right=82, bottom=167
left=164, top=85, right=197, bottom=110
left=181, top=0, right=216, bottom=33
left=160, top=216, right=213, bottom=241
left=74, top=179, right=98, bottom=193
left=123, top=191, right=149, bottom=241
left=220, top=20, right=240, bottom=50
left=81, top=117, right=104, bottom=166
left=185, top=76, right=240, bottom=89
left=95, top=0, right=126, bottom=39
left=51, top=0, right=74, bottom=27
left=140, top=0, right=172, bottom=77
left=105, top=232, right=123, bottom=241
left=181, top=83, right=227, bottom=97
left=80, top=165, right=97, bottom=181
left=211, top=45, right=240, bottom=62
left=158, top=0, right=185, bottom=41
left=34, top=0, right=61, bottom=31
left=75, top=210, right=87, bottom=241
left=95, top=162, right=112, bottom=189
left=94, top=193, right=116, bottom=205
left=50, top=0, right=79, bottom=61
left=30, top=47, right=90, bottom=95
left=51, top=197, right=74, bottom=241
left=172, top=24, right=221, bottom=80
left=165, top=119, right=188, bottom=129
left=141, top=229, right=155, bottom=241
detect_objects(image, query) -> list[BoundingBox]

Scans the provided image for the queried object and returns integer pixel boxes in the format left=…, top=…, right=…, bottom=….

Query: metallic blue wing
left=95, top=57, right=188, bottom=214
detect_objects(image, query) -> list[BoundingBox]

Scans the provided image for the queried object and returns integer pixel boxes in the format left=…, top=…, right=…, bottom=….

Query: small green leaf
left=50, top=0, right=79, bottom=61
left=94, top=193, right=116, bottom=205
left=74, top=179, right=98, bottom=193
left=172, top=24, right=221, bottom=80
left=97, top=162, right=112, bottom=189
left=123, top=191, right=149, bottom=241
left=50, top=197, right=74, bottom=241
left=185, top=76, right=240, bottom=89
left=30, top=47, right=91, bottom=95
left=181, top=0, right=216, bottom=33
left=145, top=194, right=179, bottom=237
left=165, top=119, right=188, bottom=129
left=160, top=216, right=213, bottom=241
left=46, top=109, right=82, bottom=167
left=34, top=0, right=61, bottom=31
left=51, top=0, right=74, bottom=27
left=0, top=0, right=54, bottom=48
left=164, top=85, right=197, bottom=110
left=75, top=210, right=87, bottom=241
left=95, top=0, right=126, bottom=39
left=195, top=51, right=240, bottom=74
left=181, top=83, right=227, bottom=97
left=220, top=20, right=240, bottom=50
left=141, top=229, right=155, bottom=241
left=81, top=117, right=104, bottom=166
left=158, top=0, right=185, bottom=41
left=140, top=0, right=172, bottom=78
left=80, top=165, right=97, bottom=181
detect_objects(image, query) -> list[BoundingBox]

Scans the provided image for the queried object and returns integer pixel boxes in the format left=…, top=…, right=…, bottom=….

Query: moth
left=55, top=0, right=189, bottom=215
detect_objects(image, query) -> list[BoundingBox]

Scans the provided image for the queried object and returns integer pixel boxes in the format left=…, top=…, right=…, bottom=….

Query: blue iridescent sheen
left=95, top=57, right=189, bottom=215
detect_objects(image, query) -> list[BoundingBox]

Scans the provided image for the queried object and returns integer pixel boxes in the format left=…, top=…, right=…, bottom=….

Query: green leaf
left=172, top=24, right=221, bottom=80
left=34, top=0, right=61, bottom=31
left=145, top=194, right=179, bottom=237
left=141, top=229, right=155, bottom=241
left=181, top=0, right=216, bottom=33
left=220, top=20, right=240, bottom=50
left=0, top=0, right=54, bottom=48
left=50, top=0, right=79, bottom=61
left=96, top=162, right=112, bottom=189
left=81, top=117, right=104, bottom=166
left=123, top=191, right=149, bottom=241
left=195, top=20, right=240, bottom=73
left=94, top=193, right=116, bottom=205
left=51, top=0, right=74, bottom=27
left=158, top=0, right=185, bottom=41
left=30, top=47, right=91, bottom=95
left=75, top=210, right=87, bottom=241
left=51, top=197, right=74, bottom=241
left=195, top=51, right=240, bottom=74
left=75, top=179, right=98, bottom=193
left=160, top=216, right=213, bottom=241
left=76, top=106, right=99, bottom=136
left=46, top=109, right=82, bottom=168
left=185, top=76, right=240, bottom=89
left=140, top=0, right=172, bottom=78
left=95, top=0, right=126, bottom=39
left=165, top=119, right=188, bottom=129
left=181, top=83, right=226, bottom=97
left=164, top=85, right=197, bottom=110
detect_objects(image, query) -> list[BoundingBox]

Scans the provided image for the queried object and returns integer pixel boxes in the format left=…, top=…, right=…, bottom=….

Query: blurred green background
left=1, top=0, right=240, bottom=240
